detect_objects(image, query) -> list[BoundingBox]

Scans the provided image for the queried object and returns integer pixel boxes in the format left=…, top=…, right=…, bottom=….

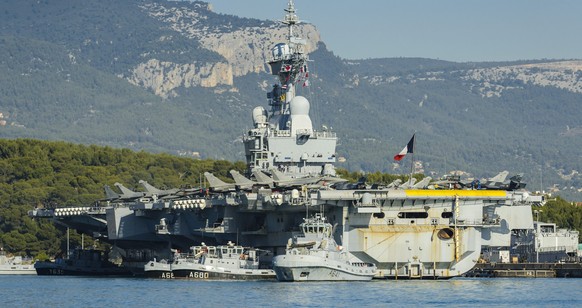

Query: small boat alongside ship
left=35, top=248, right=133, bottom=276
left=144, top=242, right=275, bottom=280
left=273, top=214, right=377, bottom=281
left=0, top=249, right=36, bottom=275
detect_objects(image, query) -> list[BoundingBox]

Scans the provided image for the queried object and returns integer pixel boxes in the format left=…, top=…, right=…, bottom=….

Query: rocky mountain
left=0, top=0, right=580, bottom=199
left=126, top=1, right=319, bottom=97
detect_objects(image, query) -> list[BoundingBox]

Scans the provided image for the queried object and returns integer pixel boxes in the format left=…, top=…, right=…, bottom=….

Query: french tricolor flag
left=393, top=134, right=415, bottom=161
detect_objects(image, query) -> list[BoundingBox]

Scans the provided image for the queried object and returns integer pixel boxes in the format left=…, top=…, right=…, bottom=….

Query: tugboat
left=35, top=248, right=133, bottom=276
left=0, top=248, right=36, bottom=275
left=273, top=214, right=376, bottom=281
left=144, top=242, right=275, bottom=280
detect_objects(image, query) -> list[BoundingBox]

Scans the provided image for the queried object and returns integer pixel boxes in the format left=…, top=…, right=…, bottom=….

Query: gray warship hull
left=31, top=187, right=538, bottom=279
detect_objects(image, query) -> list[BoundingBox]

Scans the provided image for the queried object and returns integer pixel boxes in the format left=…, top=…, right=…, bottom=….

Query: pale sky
left=207, top=0, right=582, bottom=62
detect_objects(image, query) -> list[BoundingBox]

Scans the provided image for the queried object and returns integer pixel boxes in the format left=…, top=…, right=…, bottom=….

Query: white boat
left=273, top=214, right=377, bottom=281
left=144, top=242, right=275, bottom=280
left=0, top=249, right=36, bottom=275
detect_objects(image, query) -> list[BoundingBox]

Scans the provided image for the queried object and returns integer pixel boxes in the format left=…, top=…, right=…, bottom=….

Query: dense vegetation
left=535, top=197, right=582, bottom=236
left=1, top=139, right=580, bottom=259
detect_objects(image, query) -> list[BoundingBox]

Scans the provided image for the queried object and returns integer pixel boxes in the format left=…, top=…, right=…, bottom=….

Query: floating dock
left=466, top=262, right=582, bottom=278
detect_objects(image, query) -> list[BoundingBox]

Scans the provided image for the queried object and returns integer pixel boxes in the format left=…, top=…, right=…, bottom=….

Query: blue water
left=1, top=276, right=581, bottom=307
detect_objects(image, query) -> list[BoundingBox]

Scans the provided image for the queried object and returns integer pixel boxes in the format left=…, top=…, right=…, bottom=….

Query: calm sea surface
left=1, top=276, right=581, bottom=307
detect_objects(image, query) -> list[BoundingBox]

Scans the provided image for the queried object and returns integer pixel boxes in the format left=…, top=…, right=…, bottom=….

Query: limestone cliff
left=463, top=60, right=582, bottom=97
left=127, top=1, right=321, bottom=97
left=127, top=59, right=232, bottom=98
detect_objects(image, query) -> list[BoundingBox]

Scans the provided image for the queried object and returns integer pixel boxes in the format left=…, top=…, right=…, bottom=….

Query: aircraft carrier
left=30, top=1, right=544, bottom=279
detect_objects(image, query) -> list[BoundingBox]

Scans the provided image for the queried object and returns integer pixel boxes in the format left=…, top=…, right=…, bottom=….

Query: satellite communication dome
left=289, top=96, right=313, bottom=135
left=290, top=96, right=310, bottom=115
left=252, top=106, right=268, bottom=127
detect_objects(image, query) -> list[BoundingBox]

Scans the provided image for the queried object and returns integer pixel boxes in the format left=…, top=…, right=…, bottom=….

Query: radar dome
left=252, top=106, right=268, bottom=127
left=289, top=96, right=313, bottom=136
left=290, top=96, right=310, bottom=115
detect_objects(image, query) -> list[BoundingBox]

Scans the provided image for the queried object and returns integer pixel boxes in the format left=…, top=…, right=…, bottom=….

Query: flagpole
left=409, top=133, right=416, bottom=185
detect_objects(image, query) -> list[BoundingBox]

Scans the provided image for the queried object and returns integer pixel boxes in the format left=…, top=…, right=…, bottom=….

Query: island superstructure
left=29, top=0, right=544, bottom=279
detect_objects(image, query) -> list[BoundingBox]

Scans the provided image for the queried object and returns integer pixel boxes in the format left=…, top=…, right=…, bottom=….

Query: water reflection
left=1, top=276, right=581, bottom=307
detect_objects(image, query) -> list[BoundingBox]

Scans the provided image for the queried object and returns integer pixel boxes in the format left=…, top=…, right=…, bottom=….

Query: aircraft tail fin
left=400, top=178, right=417, bottom=189
left=269, top=168, right=291, bottom=182
left=489, top=170, right=509, bottom=183
left=412, top=176, right=432, bottom=189
left=387, top=179, right=402, bottom=188
left=103, top=185, right=120, bottom=200
left=229, top=170, right=255, bottom=186
left=252, top=170, right=274, bottom=187
left=114, top=182, right=138, bottom=196
left=204, top=172, right=231, bottom=190
left=139, top=180, right=161, bottom=194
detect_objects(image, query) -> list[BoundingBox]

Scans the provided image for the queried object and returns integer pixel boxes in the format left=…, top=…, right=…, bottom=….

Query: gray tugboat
left=144, top=242, right=275, bottom=280
left=29, top=0, right=544, bottom=279
left=273, top=213, right=376, bottom=281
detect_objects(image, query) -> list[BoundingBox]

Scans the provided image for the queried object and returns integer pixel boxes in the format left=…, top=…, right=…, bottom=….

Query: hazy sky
left=207, top=0, right=581, bottom=62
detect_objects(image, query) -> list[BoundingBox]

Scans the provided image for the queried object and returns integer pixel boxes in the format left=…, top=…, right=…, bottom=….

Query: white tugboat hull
left=273, top=254, right=375, bottom=281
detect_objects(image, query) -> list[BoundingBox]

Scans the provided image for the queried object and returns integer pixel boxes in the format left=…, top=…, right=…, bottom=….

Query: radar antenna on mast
left=282, top=0, right=300, bottom=39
